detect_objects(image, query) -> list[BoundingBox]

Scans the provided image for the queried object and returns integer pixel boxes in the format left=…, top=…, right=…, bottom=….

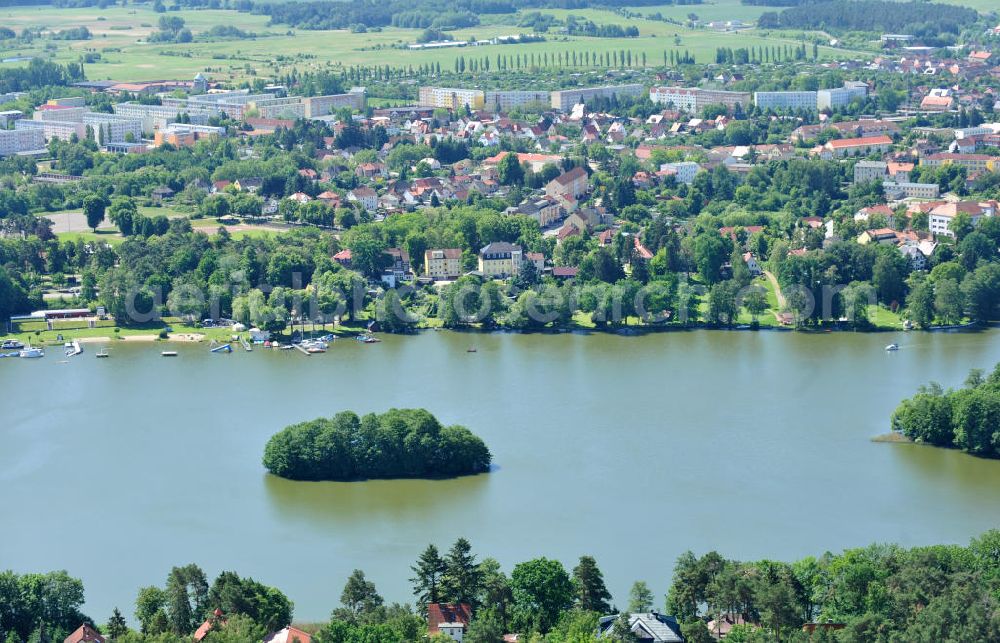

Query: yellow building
left=478, top=242, right=523, bottom=278
left=424, top=248, right=463, bottom=280
left=418, top=87, right=485, bottom=111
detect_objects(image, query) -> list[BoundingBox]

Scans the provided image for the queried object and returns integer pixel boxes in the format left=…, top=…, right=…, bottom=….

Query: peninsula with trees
left=262, top=408, right=492, bottom=481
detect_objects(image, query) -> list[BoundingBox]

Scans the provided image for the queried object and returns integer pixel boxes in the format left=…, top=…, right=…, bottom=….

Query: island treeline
left=262, top=408, right=491, bottom=481
left=6, top=530, right=1000, bottom=642
left=892, top=363, right=1000, bottom=458
left=758, top=0, right=979, bottom=34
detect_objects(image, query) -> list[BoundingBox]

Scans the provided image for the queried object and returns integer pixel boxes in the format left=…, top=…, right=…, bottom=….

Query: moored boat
left=885, top=343, right=899, bottom=351
left=19, top=346, right=44, bottom=358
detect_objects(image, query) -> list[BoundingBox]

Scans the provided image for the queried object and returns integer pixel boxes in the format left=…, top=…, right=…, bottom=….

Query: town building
left=597, top=612, right=684, bottom=642
left=921, top=153, right=997, bottom=173
left=854, top=160, right=888, bottom=183
left=659, top=161, right=701, bottom=185
left=81, top=113, right=143, bottom=146
left=649, top=87, right=751, bottom=113
left=428, top=603, right=472, bottom=642
left=113, top=102, right=215, bottom=132
left=347, top=187, right=378, bottom=212
left=64, top=624, right=105, bottom=643
left=550, top=84, right=645, bottom=111
left=425, top=248, right=463, bottom=280
left=0, top=127, right=45, bottom=156
left=303, top=88, right=367, bottom=117
left=824, top=135, right=893, bottom=158
left=754, top=91, right=818, bottom=111
left=484, top=90, right=550, bottom=112
left=817, top=82, right=868, bottom=110
left=478, top=241, right=524, bottom=278
left=262, top=626, right=311, bottom=643
left=883, top=181, right=939, bottom=200
left=418, top=87, right=486, bottom=111
left=15, top=119, right=87, bottom=142
left=153, top=123, right=226, bottom=148
left=928, top=201, right=995, bottom=237
left=545, top=166, right=589, bottom=199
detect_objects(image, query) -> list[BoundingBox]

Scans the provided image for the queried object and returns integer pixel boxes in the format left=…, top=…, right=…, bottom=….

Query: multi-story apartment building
left=247, top=96, right=305, bottom=119
left=424, top=248, right=463, bottom=280
left=82, top=113, right=144, bottom=146
left=303, top=89, right=366, bottom=117
left=478, top=242, right=523, bottom=278
left=0, top=128, right=45, bottom=156
left=113, top=102, right=214, bottom=132
left=484, top=90, right=550, bottom=112
left=544, top=166, right=589, bottom=199
left=550, top=84, right=645, bottom=111
left=928, top=201, right=995, bottom=237
left=753, top=91, right=818, bottom=112
left=418, top=87, right=485, bottom=111
left=15, top=119, right=87, bottom=142
left=659, top=161, right=701, bottom=185
left=883, top=181, right=940, bottom=200
left=33, top=105, right=87, bottom=122
left=817, top=82, right=868, bottom=110
left=854, top=160, right=889, bottom=184
left=921, top=153, right=998, bottom=173
left=649, top=87, right=751, bottom=113
left=154, top=123, right=226, bottom=148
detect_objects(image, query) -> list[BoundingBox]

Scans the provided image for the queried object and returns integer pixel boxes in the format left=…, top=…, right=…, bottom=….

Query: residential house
left=743, top=252, right=763, bottom=276
left=384, top=247, right=411, bottom=275
left=428, top=603, right=472, bottom=642
left=854, top=160, right=888, bottom=184
left=333, top=249, right=352, bottom=268
left=64, top=625, right=105, bottom=643
left=597, top=612, right=684, bottom=642
left=552, top=266, right=579, bottom=280
left=347, top=187, right=378, bottom=212
left=355, top=162, right=387, bottom=179
left=194, top=610, right=225, bottom=642
left=478, top=242, right=524, bottom=278
left=425, top=248, right=463, bottom=280
left=545, top=166, right=589, bottom=200
left=855, top=205, right=896, bottom=228
left=526, top=251, right=545, bottom=274
left=263, top=627, right=312, bottom=643
left=857, top=228, right=901, bottom=245
left=234, top=178, right=263, bottom=193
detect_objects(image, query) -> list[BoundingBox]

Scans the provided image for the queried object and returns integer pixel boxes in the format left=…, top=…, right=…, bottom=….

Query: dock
left=292, top=343, right=311, bottom=356
left=240, top=337, right=252, bottom=352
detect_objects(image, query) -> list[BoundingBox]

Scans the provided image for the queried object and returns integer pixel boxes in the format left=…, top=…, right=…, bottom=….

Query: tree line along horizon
left=4, top=528, right=1000, bottom=642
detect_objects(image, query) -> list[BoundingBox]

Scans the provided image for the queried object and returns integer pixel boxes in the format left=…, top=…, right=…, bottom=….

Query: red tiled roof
left=64, top=625, right=105, bottom=643
left=427, top=603, right=472, bottom=635
left=827, top=135, right=892, bottom=149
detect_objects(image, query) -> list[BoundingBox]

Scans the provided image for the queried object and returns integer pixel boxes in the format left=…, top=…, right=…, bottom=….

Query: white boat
left=19, top=346, right=44, bottom=358
left=64, top=340, right=82, bottom=357
left=885, top=343, right=899, bottom=351
left=96, top=348, right=109, bottom=358
left=161, top=350, right=178, bottom=357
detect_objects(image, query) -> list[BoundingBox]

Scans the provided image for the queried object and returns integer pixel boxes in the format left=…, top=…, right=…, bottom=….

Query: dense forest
left=757, top=1, right=979, bottom=34
left=262, top=408, right=492, bottom=481
left=5, top=530, right=1000, bottom=642
left=891, top=363, right=1000, bottom=458
left=0, top=59, right=84, bottom=94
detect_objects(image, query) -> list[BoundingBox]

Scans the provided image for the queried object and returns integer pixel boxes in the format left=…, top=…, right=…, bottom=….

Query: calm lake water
left=3, top=329, right=1000, bottom=623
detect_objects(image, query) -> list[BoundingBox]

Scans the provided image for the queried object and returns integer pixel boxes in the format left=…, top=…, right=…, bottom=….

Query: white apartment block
left=16, top=119, right=87, bottom=142
left=418, top=87, right=486, bottom=110
left=0, top=128, right=45, bottom=156
left=33, top=106, right=88, bottom=122
left=817, top=82, right=868, bottom=110
left=303, top=89, right=366, bottom=118
left=550, top=84, right=645, bottom=111
left=248, top=97, right=305, bottom=119
left=883, top=181, right=940, bottom=200
left=484, top=91, right=550, bottom=112
left=113, top=102, right=214, bottom=132
left=82, top=113, right=144, bottom=146
left=754, top=91, right=818, bottom=112
left=649, top=87, right=751, bottom=113
left=659, top=161, right=701, bottom=185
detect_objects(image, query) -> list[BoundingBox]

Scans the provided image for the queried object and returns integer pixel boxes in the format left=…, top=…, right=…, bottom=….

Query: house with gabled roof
left=428, top=603, right=472, bottom=641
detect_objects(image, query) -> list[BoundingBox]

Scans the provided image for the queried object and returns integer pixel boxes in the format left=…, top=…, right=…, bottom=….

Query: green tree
left=442, top=538, right=482, bottom=609
left=627, top=581, right=654, bottom=613
left=338, top=570, right=383, bottom=623
left=510, top=558, right=575, bottom=634
left=571, top=556, right=611, bottom=614
left=106, top=608, right=128, bottom=639
left=497, top=153, right=524, bottom=186
left=410, top=545, right=447, bottom=614
left=83, top=193, right=106, bottom=232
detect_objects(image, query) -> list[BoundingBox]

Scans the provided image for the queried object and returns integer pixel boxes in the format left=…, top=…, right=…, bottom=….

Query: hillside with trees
left=757, top=0, right=979, bottom=34
left=262, top=408, right=492, bottom=481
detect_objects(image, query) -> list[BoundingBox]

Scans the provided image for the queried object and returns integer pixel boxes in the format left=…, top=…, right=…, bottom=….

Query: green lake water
left=3, top=328, right=1000, bottom=622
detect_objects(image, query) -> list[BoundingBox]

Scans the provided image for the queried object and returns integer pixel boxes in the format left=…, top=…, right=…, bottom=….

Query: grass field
left=0, top=3, right=862, bottom=85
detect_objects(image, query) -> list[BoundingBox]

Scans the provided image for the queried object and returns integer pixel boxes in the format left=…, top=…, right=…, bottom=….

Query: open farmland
left=0, top=3, right=863, bottom=85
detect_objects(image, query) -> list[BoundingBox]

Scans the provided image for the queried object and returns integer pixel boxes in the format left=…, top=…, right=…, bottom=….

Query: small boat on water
left=19, top=346, right=44, bottom=359
left=96, top=348, right=109, bottom=358
left=885, top=343, right=899, bottom=351
left=356, top=334, right=379, bottom=343
left=161, top=350, right=178, bottom=357
left=1, top=339, right=24, bottom=350
left=305, top=345, right=327, bottom=354
left=467, top=347, right=477, bottom=353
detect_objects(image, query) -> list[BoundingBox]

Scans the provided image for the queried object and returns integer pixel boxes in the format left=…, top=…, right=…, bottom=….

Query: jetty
left=240, top=336, right=252, bottom=352
left=292, top=343, right=311, bottom=356
left=210, top=343, right=233, bottom=354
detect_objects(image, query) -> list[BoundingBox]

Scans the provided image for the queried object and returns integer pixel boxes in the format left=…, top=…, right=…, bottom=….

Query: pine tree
left=106, top=608, right=128, bottom=639
left=572, top=556, right=612, bottom=613
left=410, top=544, right=447, bottom=614
left=441, top=537, right=482, bottom=608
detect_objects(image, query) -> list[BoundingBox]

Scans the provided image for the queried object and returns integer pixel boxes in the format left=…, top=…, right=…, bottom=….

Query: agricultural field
left=0, top=3, right=862, bottom=85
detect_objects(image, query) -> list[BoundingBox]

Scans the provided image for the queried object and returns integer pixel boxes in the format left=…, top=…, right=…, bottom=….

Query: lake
left=3, top=328, right=1000, bottom=623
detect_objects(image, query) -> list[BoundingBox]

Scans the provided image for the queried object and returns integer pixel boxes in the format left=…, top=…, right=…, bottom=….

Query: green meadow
left=0, top=3, right=861, bottom=84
